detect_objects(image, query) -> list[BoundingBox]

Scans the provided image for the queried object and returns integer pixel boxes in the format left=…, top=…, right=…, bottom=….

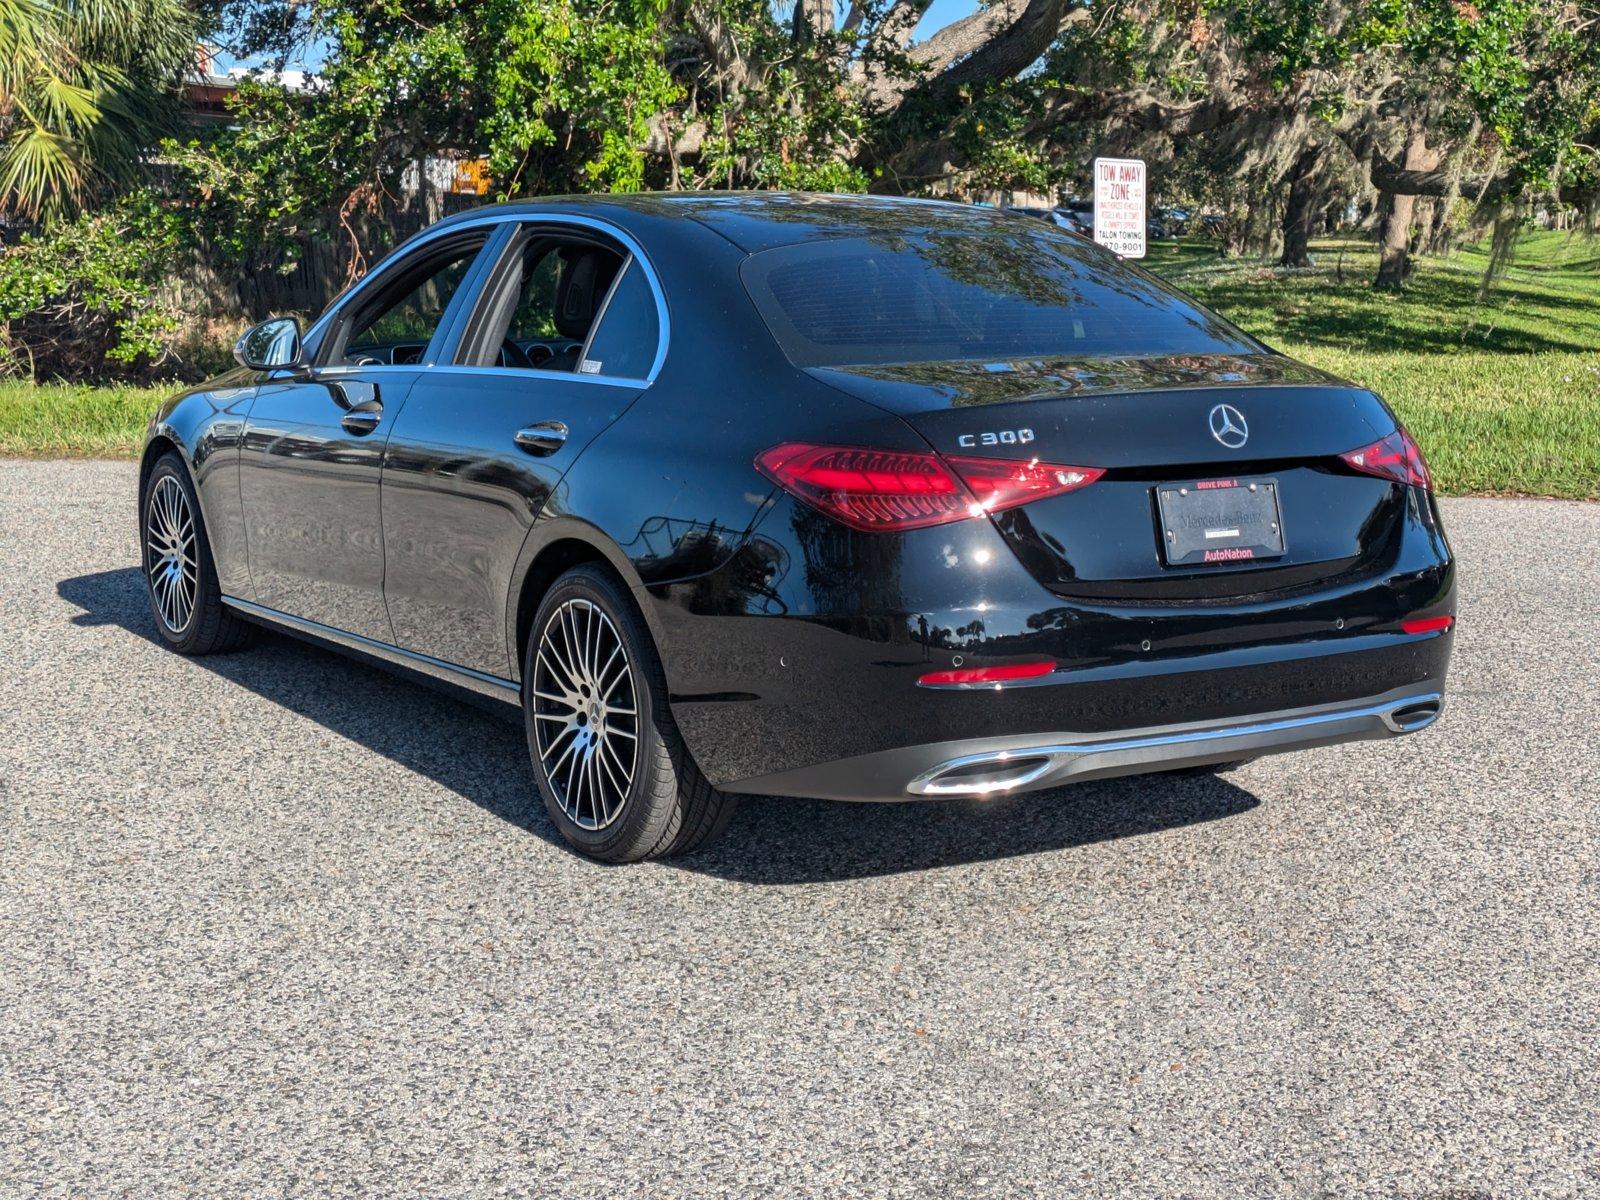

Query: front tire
left=523, top=565, right=733, bottom=862
left=141, top=453, right=254, bottom=655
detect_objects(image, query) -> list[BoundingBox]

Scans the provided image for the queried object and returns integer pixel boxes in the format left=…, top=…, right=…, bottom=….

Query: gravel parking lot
left=2, top=460, right=1597, bottom=1198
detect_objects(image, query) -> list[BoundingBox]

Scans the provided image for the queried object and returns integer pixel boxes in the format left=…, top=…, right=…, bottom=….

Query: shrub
left=0, top=194, right=187, bottom=380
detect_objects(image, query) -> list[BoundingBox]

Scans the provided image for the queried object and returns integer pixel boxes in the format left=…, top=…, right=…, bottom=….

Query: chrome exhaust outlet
left=906, top=692, right=1445, bottom=798
left=908, top=752, right=1057, bottom=798
left=1381, top=699, right=1443, bottom=733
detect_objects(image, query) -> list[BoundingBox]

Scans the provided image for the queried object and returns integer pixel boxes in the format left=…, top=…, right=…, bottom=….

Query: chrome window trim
left=310, top=364, right=431, bottom=377
left=302, top=210, right=670, bottom=388
left=425, top=364, right=652, bottom=389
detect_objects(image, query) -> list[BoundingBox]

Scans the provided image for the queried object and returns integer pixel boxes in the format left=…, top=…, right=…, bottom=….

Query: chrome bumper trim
left=905, top=692, right=1444, bottom=798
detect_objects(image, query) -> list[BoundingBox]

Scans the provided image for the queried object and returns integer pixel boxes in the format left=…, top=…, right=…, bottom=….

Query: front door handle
left=514, top=420, right=569, bottom=456
left=341, top=398, right=383, bottom=435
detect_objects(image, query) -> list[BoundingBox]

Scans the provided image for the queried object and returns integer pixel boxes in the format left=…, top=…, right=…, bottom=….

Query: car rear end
left=666, top=204, right=1454, bottom=802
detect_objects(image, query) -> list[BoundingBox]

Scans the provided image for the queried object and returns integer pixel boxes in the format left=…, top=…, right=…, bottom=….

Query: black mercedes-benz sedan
left=139, top=193, right=1454, bottom=861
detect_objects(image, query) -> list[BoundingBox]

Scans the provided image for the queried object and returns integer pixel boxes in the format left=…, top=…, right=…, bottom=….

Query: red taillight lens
left=919, top=661, right=1055, bottom=686
left=1340, top=429, right=1432, bottom=490
left=945, top=455, right=1104, bottom=512
left=1401, top=615, right=1454, bottom=635
left=754, top=443, right=966, bottom=531
left=755, top=442, right=1102, bottom=533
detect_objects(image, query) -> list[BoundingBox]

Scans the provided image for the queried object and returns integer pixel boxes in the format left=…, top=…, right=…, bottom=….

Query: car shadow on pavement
left=59, top=567, right=1261, bottom=884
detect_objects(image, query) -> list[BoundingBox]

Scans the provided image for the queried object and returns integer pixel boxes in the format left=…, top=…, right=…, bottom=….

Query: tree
left=0, top=0, right=196, bottom=218
left=181, top=0, right=1599, bottom=286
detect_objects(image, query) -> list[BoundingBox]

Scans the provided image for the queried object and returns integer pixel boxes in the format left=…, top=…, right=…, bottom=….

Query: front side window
left=740, top=228, right=1259, bottom=368
left=332, top=237, right=487, bottom=366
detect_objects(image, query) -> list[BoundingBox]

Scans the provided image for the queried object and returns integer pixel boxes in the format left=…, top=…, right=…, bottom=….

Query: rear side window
left=455, top=229, right=661, bottom=379
left=582, top=260, right=659, bottom=380
left=740, top=229, right=1257, bottom=368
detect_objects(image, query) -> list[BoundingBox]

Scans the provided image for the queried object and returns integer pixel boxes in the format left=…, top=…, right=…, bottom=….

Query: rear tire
left=523, top=564, right=735, bottom=862
left=141, top=453, right=255, bottom=655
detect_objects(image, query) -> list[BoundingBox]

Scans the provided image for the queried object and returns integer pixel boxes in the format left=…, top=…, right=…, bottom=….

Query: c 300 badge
left=957, top=427, right=1035, bottom=449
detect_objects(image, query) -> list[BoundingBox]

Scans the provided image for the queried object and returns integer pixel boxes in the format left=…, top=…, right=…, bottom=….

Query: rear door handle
left=341, top=398, right=383, bottom=435
left=514, top=420, right=569, bottom=456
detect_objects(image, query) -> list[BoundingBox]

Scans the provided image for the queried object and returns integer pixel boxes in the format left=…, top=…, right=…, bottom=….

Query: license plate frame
left=1156, top=477, right=1286, bottom=567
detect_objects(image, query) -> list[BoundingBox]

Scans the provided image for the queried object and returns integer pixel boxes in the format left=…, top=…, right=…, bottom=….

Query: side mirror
left=234, top=317, right=305, bottom=372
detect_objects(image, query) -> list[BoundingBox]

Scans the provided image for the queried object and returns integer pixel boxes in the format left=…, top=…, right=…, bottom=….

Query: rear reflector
left=918, top=661, right=1055, bottom=686
left=755, top=442, right=1102, bottom=533
left=1340, top=429, right=1433, bottom=490
left=1401, top=615, right=1454, bottom=635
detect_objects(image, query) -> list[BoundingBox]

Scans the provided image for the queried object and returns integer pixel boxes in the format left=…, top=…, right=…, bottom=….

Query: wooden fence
left=167, top=186, right=487, bottom=322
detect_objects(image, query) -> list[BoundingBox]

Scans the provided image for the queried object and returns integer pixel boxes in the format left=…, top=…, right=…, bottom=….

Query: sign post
left=1092, top=156, right=1147, bottom=259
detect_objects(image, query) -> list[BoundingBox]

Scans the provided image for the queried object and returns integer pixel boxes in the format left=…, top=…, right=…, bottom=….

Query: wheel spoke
left=568, top=747, right=590, bottom=821
left=559, top=606, right=584, bottom=684
left=597, top=739, right=628, bottom=797
left=587, top=752, right=604, bottom=825
left=594, top=643, right=620, bottom=692
left=546, top=734, right=581, bottom=781
left=535, top=650, right=579, bottom=699
left=597, top=658, right=629, bottom=702
left=590, top=753, right=607, bottom=824
left=541, top=718, right=580, bottom=754
left=540, top=628, right=582, bottom=693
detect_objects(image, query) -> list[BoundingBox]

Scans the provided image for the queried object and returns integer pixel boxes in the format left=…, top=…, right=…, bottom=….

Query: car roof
left=430, top=191, right=1027, bottom=254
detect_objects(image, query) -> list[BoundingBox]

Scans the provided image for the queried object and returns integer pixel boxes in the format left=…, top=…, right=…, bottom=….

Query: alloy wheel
left=531, top=598, right=640, bottom=830
left=145, top=475, right=198, bottom=634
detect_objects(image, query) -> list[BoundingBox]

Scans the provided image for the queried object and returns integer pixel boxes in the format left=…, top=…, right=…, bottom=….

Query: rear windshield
left=739, top=227, right=1258, bottom=368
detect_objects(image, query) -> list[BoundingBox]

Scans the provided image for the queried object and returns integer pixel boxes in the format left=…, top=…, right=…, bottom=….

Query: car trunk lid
left=810, top=353, right=1407, bottom=600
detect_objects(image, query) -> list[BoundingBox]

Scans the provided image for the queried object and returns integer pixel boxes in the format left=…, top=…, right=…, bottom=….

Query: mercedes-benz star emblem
left=1208, top=403, right=1249, bottom=449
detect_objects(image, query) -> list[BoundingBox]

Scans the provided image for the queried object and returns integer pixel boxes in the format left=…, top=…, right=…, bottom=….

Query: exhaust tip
left=907, top=752, right=1057, bottom=797
left=1384, top=699, right=1443, bottom=733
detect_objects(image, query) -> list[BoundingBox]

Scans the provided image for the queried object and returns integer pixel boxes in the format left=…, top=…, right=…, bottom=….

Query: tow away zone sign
left=1093, top=156, right=1146, bottom=259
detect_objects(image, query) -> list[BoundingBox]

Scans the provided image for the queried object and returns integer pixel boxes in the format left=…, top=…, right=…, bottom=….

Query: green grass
left=1144, top=229, right=1600, bottom=499
left=1, top=229, right=1596, bottom=496
left=0, top=381, right=168, bottom=458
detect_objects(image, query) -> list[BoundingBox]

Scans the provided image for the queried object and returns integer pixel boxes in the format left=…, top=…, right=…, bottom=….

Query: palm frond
left=0, top=0, right=193, bottom=217
left=0, top=124, right=88, bottom=216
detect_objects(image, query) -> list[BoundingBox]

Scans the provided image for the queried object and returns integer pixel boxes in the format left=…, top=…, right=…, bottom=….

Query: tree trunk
left=1374, top=190, right=1419, bottom=289
left=1279, top=145, right=1324, bottom=268
left=1425, top=194, right=1452, bottom=254
left=1374, top=126, right=1442, bottom=290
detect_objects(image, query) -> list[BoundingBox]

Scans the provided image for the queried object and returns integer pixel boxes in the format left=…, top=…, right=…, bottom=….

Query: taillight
left=1340, top=428, right=1432, bottom=490
left=946, top=455, right=1104, bottom=512
left=754, top=442, right=1101, bottom=533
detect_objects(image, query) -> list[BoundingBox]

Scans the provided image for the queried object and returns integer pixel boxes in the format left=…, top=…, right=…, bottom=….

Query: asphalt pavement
left=2, top=460, right=1597, bottom=1198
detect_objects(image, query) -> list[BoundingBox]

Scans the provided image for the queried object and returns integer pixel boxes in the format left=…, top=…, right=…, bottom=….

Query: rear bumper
left=661, top=620, right=1453, bottom=793
left=644, top=487, right=1455, bottom=797
left=732, top=684, right=1444, bottom=802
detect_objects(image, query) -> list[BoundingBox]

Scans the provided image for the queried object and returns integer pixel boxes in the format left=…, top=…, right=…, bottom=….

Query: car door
left=380, top=220, right=665, bottom=677
left=237, top=226, right=497, bottom=641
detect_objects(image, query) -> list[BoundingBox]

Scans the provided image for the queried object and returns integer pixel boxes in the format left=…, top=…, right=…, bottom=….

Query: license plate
left=1156, top=477, right=1285, bottom=567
